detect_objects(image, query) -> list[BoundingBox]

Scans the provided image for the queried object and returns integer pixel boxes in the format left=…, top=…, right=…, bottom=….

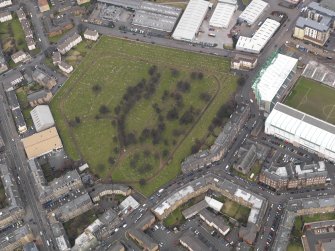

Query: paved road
left=0, top=91, right=55, bottom=250
left=19, top=0, right=50, bottom=51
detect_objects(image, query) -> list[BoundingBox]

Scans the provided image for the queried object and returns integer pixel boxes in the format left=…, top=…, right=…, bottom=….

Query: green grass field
left=285, top=77, right=335, bottom=125
left=51, top=36, right=236, bottom=196
left=221, top=198, right=250, bottom=224
left=0, top=16, right=28, bottom=54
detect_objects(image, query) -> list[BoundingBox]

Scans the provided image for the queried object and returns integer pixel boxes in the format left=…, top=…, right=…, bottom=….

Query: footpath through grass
left=51, top=36, right=236, bottom=196
left=285, top=77, right=335, bottom=125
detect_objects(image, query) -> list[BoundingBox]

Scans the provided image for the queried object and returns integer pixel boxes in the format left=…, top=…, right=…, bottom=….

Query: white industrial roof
left=30, top=105, right=55, bottom=133
left=239, top=0, right=268, bottom=25
left=265, top=103, right=335, bottom=161
left=209, top=3, right=236, bottom=28
left=236, top=18, right=281, bottom=54
left=252, top=53, right=298, bottom=103
left=172, top=0, right=209, bottom=41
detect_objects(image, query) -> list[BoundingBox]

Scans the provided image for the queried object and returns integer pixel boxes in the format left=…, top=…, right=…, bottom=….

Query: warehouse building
left=265, top=103, right=335, bottom=162
left=236, top=18, right=280, bottom=54
left=30, top=105, right=55, bottom=132
left=209, top=2, right=237, bottom=29
left=172, top=0, right=209, bottom=41
left=97, top=0, right=142, bottom=11
left=239, top=0, right=268, bottom=25
left=132, top=2, right=181, bottom=32
left=22, top=127, right=63, bottom=160
left=252, top=53, right=298, bottom=113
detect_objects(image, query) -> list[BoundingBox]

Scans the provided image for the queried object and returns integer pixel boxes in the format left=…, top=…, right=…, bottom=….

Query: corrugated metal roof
left=172, top=0, right=209, bottom=41
left=239, top=0, right=268, bottom=25
left=252, top=53, right=298, bottom=103
left=265, top=103, right=335, bottom=160
left=236, top=18, right=281, bottom=54
left=209, top=3, right=236, bottom=29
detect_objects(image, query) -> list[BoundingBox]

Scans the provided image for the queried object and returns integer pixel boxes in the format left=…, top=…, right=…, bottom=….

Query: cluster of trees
left=190, top=71, right=204, bottom=80
left=176, top=81, right=191, bottom=93
left=116, top=66, right=162, bottom=147
left=92, top=84, right=102, bottom=94
left=138, top=117, right=166, bottom=145
left=129, top=152, right=153, bottom=174
left=191, top=138, right=204, bottom=154
left=199, top=92, right=212, bottom=102
left=170, top=68, right=180, bottom=77
left=69, top=116, right=81, bottom=127
left=210, top=100, right=235, bottom=128
left=179, top=106, right=197, bottom=125
left=161, top=89, right=185, bottom=107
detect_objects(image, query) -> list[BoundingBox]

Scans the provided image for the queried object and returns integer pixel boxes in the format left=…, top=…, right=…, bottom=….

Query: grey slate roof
left=296, top=16, right=330, bottom=32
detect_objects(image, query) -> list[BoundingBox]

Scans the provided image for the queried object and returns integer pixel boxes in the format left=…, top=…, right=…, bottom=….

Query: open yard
left=51, top=36, right=236, bottom=196
left=63, top=210, right=97, bottom=246
left=219, top=196, right=250, bottom=224
left=164, top=195, right=204, bottom=228
left=285, top=77, right=335, bottom=125
left=0, top=16, right=27, bottom=55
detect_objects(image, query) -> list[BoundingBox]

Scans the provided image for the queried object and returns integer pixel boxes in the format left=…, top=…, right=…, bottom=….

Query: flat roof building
left=21, top=127, right=63, bottom=159
left=265, top=103, right=335, bottom=162
left=236, top=18, right=280, bottom=54
left=172, top=0, right=209, bottom=41
left=239, top=0, right=268, bottom=25
left=252, top=53, right=298, bottom=113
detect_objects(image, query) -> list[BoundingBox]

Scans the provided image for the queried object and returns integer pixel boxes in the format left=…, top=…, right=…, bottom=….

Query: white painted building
left=58, top=61, right=73, bottom=74
left=57, top=33, right=82, bottom=54
left=236, top=18, right=280, bottom=54
left=0, top=0, right=12, bottom=8
left=265, top=103, right=335, bottom=162
left=0, top=11, right=12, bottom=22
left=252, top=53, right=298, bottom=113
left=83, top=29, right=99, bottom=41
left=30, top=105, right=55, bottom=132
left=172, top=0, right=209, bottom=41
left=11, top=50, right=28, bottom=64
left=209, top=2, right=237, bottom=29
left=239, top=0, right=268, bottom=25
